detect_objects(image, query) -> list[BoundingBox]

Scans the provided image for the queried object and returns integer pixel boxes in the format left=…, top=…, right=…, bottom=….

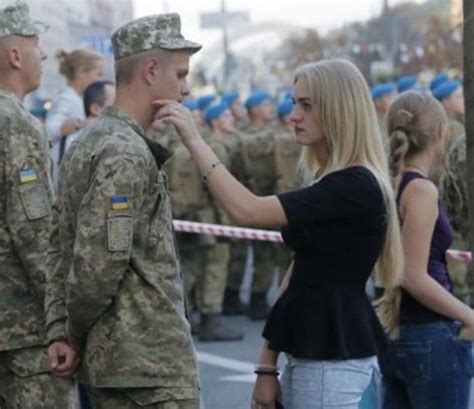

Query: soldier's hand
left=153, top=99, right=201, bottom=147
left=48, top=341, right=79, bottom=378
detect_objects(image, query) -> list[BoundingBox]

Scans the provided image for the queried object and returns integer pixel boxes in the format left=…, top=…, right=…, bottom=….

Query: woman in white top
left=46, top=48, right=103, bottom=183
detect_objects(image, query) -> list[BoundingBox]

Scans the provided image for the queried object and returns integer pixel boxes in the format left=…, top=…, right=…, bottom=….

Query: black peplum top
left=262, top=166, right=388, bottom=360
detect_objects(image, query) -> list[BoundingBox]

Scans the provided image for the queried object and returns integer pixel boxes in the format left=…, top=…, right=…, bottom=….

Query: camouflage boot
left=222, top=289, right=247, bottom=315
left=198, top=314, right=244, bottom=342
left=248, top=292, right=270, bottom=320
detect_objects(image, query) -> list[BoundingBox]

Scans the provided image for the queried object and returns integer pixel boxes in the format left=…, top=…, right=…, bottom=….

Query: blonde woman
left=379, top=91, right=474, bottom=409
left=46, top=48, right=103, bottom=182
left=156, top=59, right=403, bottom=409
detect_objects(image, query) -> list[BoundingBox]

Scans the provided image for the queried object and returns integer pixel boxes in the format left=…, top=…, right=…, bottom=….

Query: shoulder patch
left=19, top=168, right=38, bottom=184
left=111, top=195, right=130, bottom=210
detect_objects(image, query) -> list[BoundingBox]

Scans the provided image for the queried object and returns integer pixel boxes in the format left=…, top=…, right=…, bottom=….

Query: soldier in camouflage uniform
left=223, top=91, right=250, bottom=130
left=188, top=101, right=244, bottom=341
left=44, top=13, right=202, bottom=408
left=0, top=2, right=76, bottom=408
left=273, top=98, right=301, bottom=280
left=371, top=83, right=397, bottom=140
left=219, top=92, right=251, bottom=314
left=434, top=80, right=469, bottom=300
left=240, top=90, right=278, bottom=320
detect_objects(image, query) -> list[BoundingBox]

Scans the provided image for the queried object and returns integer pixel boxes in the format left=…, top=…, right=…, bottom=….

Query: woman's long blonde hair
left=294, top=59, right=404, bottom=334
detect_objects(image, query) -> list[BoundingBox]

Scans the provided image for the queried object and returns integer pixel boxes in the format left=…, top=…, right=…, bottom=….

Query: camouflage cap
left=112, top=13, right=202, bottom=61
left=0, top=1, right=49, bottom=40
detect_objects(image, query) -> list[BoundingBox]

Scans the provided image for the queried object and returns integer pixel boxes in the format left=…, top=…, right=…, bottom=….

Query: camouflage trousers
left=85, top=387, right=200, bottom=409
left=0, top=346, right=76, bottom=409
left=178, top=234, right=230, bottom=314
left=226, top=239, right=249, bottom=291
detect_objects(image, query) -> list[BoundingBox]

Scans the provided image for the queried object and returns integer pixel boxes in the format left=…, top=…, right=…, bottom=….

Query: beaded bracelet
left=202, top=161, right=222, bottom=183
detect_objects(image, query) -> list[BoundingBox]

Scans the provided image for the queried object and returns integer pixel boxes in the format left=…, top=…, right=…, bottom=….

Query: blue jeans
left=280, top=355, right=376, bottom=409
left=379, top=321, right=473, bottom=409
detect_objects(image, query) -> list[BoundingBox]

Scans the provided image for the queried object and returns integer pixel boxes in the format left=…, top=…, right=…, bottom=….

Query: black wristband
left=254, top=370, right=280, bottom=376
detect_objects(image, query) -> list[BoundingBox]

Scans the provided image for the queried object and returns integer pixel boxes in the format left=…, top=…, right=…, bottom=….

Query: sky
left=133, top=0, right=428, bottom=49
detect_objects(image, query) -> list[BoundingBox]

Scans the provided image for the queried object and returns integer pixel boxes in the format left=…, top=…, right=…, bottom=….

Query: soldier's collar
left=101, top=105, right=147, bottom=138
left=101, top=106, right=172, bottom=167
left=0, top=87, right=23, bottom=106
left=142, top=136, right=172, bottom=168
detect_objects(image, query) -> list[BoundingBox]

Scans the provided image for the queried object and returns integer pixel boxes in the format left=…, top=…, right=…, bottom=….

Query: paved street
left=195, top=315, right=263, bottom=409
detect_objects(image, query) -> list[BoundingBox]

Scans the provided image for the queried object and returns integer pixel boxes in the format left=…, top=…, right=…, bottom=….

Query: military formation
left=0, top=0, right=470, bottom=408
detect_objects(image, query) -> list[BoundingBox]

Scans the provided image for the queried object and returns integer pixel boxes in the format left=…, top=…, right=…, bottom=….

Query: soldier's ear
left=0, top=37, right=22, bottom=70
left=142, top=56, right=159, bottom=86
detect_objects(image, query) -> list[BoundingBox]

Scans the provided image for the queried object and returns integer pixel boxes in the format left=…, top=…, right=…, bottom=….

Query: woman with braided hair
left=379, top=91, right=474, bottom=409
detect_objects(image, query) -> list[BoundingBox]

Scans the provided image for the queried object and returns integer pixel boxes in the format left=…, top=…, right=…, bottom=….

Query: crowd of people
left=0, top=1, right=472, bottom=409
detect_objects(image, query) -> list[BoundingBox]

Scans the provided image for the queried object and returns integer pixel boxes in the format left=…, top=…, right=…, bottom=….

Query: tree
left=463, top=0, right=474, bottom=305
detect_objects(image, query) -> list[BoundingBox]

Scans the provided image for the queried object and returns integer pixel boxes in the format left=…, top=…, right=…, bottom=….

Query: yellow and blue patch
left=111, top=196, right=130, bottom=210
left=19, top=168, right=38, bottom=184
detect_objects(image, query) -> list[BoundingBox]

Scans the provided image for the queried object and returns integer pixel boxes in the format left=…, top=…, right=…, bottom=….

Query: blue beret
left=182, top=99, right=198, bottom=111
left=222, top=91, right=239, bottom=104
left=277, top=98, right=293, bottom=118
left=197, top=94, right=215, bottom=111
left=245, top=89, right=270, bottom=109
left=281, top=87, right=293, bottom=100
left=433, top=80, right=461, bottom=101
left=204, top=101, right=229, bottom=124
left=371, top=83, right=397, bottom=100
left=429, top=73, right=448, bottom=91
left=397, top=75, right=417, bottom=92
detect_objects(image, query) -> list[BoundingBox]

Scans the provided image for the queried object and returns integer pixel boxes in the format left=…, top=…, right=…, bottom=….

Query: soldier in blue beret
left=222, top=91, right=248, bottom=129
left=371, top=83, right=397, bottom=138
left=396, top=75, right=417, bottom=93
left=429, top=73, right=449, bottom=92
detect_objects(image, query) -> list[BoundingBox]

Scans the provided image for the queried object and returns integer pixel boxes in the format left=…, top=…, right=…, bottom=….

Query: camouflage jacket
left=0, top=87, right=53, bottom=351
left=45, top=106, right=199, bottom=395
left=273, top=127, right=302, bottom=193
left=241, top=122, right=277, bottom=195
left=440, top=132, right=469, bottom=242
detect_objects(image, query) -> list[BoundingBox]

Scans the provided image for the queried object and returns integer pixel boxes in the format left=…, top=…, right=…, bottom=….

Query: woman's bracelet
left=202, top=161, right=222, bottom=183
left=254, top=364, right=279, bottom=376
left=254, top=369, right=280, bottom=376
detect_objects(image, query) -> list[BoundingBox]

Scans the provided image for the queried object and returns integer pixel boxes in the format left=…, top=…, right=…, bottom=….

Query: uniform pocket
left=19, top=182, right=50, bottom=220
left=107, top=214, right=133, bottom=252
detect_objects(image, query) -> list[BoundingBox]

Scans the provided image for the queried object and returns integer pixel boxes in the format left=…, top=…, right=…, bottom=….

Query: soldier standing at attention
left=273, top=97, right=302, bottom=280
left=433, top=80, right=465, bottom=144
left=45, top=13, right=202, bottom=408
left=219, top=91, right=251, bottom=314
left=371, top=83, right=397, bottom=139
left=0, top=2, right=77, bottom=408
left=241, top=89, right=278, bottom=320
left=189, top=101, right=244, bottom=341
left=434, top=80, right=469, bottom=301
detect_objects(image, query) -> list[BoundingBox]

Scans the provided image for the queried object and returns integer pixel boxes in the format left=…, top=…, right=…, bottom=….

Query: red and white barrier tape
left=173, top=220, right=472, bottom=263
left=173, top=220, right=283, bottom=243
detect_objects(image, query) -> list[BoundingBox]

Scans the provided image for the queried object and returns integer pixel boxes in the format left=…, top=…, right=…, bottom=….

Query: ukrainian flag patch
left=111, top=196, right=130, bottom=210
left=19, top=168, right=38, bottom=184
